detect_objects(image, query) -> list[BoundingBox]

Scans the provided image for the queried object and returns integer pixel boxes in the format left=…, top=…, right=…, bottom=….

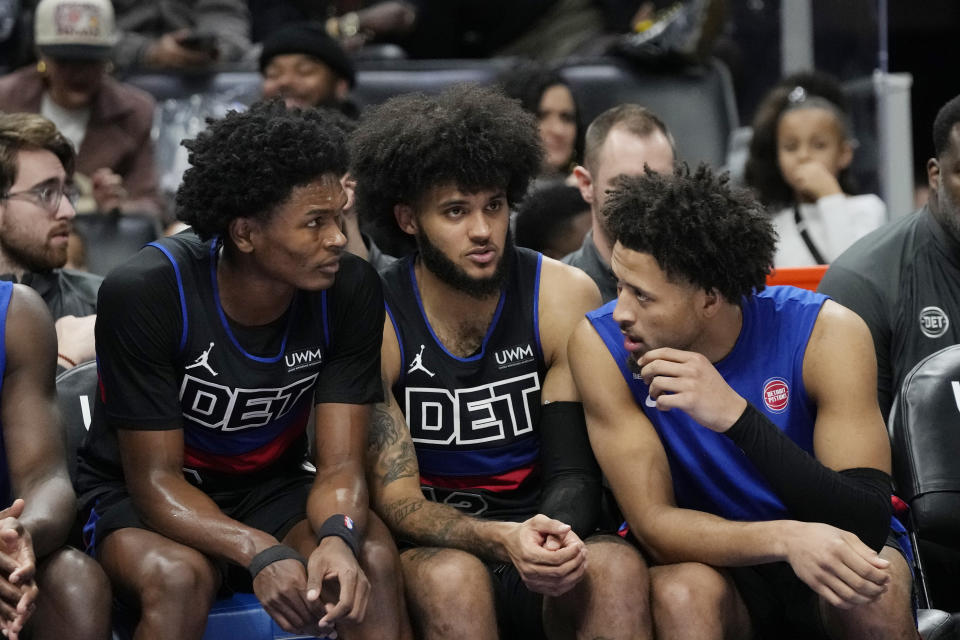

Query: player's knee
left=651, top=562, right=728, bottom=624
left=137, top=547, right=219, bottom=611
left=402, top=548, right=491, bottom=612
left=584, top=537, right=650, bottom=592
left=38, top=547, right=112, bottom=638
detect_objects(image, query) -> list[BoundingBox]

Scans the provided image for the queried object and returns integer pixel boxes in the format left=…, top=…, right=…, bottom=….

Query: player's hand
left=503, top=514, right=587, bottom=597
left=306, top=536, right=369, bottom=634
left=782, top=521, right=890, bottom=610
left=785, top=160, right=843, bottom=202
left=638, top=348, right=747, bottom=432
left=91, top=168, right=127, bottom=213
left=252, top=556, right=316, bottom=635
left=0, top=500, right=38, bottom=639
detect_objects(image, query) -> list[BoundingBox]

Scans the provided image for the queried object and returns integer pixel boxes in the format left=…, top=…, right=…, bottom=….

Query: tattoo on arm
left=382, top=496, right=503, bottom=561
left=367, top=403, right=419, bottom=487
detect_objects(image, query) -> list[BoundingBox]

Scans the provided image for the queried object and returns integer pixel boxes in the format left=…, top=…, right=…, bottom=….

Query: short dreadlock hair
left=349, top=84, right=542, bottom=241
left=176, top=99, right=348, bottom=240
left=605, top=163, right=776, bottom=302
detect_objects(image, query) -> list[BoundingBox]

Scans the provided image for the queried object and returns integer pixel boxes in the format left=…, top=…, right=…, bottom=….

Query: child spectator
left=745, top=72, right=885, bottom=266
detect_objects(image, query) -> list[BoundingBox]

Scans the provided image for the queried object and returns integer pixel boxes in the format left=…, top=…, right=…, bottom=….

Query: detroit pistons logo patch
left=762, top=377, right=790, bottom=413
left=919, top=306, right=949, bottom=339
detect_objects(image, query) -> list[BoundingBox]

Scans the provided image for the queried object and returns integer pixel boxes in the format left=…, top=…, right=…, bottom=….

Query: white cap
left=34, top=0, right=117, bottom=60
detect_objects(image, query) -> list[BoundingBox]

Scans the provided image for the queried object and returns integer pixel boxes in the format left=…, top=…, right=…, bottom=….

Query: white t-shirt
left=40, top=93, right=90, bottom=153
left=771, top=193, right=887, bottom=267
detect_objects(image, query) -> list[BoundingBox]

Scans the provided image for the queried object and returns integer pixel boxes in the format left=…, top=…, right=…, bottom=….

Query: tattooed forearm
left=382, top=497, right=505, bottom=562
left=367, top=403, right=403, bottom=455
left=380, top=439, right=419, bottom=485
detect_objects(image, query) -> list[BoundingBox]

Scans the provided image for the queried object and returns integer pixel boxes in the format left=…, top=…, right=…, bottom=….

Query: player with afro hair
left=176, top=98, right=348, bottom=239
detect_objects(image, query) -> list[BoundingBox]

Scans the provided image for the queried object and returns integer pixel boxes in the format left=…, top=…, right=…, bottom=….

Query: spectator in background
left=0, top=112, right=100, bottom=371
left=564, top=104, right=675, bottom=302
left=499, top=62, right=583, bottom=179
left=110, top=0, right=250, bottom=71
left=745, top=71, right=885, bottom=266
left=260, top=22, right=358, bottom=118
left=819, top=93, right=960, bottom=422
left=0, top=0, right=163, bottom=218
left=516, top=181, right=591, bottom=259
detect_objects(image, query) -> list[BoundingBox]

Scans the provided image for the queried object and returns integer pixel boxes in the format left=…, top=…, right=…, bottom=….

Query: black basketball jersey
left=77, top=232, right=383, bottom=496
left=381, top=247, right=547, bottom=521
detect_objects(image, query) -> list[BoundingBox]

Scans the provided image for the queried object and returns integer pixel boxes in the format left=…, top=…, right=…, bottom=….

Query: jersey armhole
left=385, top=301, right=405, bottom=388
left=146, top=242, right=188, bottom=357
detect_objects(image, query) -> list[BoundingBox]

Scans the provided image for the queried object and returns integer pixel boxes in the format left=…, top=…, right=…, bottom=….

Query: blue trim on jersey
left=147, top=241, right=189, bottom=355
left=416, top=439, right=540, bottom=477
left=207, top=239, right=294, bottom=364
left=587, top=286, right=826, bottom=523
left=385, top=302, right=406, bottom=387
left=0, top=280, right=12, bottom=506
left=408, top=259, right=507, bottom=362
left=532, top=253, right=544, bottom=362
left=183, top=397, right=311, bottom=456
left=321, top=290, right=330, bottom=350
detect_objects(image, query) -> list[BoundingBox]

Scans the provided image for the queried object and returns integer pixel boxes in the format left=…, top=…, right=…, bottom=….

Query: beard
left=0, top=229, right=65, bottom=273
left=416, top=228, right=514, bottom=300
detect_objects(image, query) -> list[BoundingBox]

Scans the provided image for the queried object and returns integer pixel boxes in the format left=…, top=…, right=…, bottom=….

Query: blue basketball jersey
left=0, top=280, right=12, bottom=505
left=588, top=286, right=827, bottom=522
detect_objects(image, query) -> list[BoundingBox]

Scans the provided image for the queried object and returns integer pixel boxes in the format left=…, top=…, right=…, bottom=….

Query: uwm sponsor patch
left=285, top=347, right=323, bottom=371
left=762, top=377, right=790, bottom=413
left=494, top=343, right=534, bottom=368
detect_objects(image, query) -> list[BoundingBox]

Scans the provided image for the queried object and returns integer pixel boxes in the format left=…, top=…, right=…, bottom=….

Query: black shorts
left=487, top=561, right=545, bottom=640
left=82, top=469, right=314, bottom=568
left=729, top=531, right=910, bottom=640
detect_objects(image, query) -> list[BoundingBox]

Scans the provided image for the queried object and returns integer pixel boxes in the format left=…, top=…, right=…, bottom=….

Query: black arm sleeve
left=538, top=401, right=602, bottom=538
left=725, top=403, right=892, bottom=552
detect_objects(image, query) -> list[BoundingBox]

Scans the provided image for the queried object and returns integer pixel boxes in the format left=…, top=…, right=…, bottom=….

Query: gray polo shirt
left=562, top=229, right=617, bottom=303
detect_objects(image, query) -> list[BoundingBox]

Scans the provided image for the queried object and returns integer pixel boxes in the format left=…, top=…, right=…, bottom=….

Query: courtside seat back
left=889, top=344, right=960, bottom=549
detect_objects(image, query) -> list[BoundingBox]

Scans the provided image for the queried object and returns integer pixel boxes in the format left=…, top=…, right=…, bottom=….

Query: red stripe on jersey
left=420, top=465, right=535, bottom=492
left=183, top=422, right=306, bottom=474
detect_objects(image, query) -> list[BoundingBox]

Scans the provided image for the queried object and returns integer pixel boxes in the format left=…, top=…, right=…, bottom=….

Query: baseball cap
left=34, top=0, right=117, bottom=60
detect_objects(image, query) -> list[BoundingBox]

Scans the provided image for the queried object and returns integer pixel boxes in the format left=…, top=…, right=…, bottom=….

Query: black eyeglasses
left=2, top=182, right=80, bottom=214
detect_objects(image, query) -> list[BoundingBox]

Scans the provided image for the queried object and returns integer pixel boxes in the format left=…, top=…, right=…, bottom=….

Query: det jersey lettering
left=405, top=372, right=541, bottom=445
left=422, top=486, right=489, bottom=516
left=180, top=372, right=318, bottom=431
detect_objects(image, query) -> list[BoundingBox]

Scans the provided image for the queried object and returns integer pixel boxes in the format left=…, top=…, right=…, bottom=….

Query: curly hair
left=176, top=99, right=348, bottom=240
left=744, top=71, right=854, bottom=208
left=498, top=61, right=584, bottom=168
left=933, top=93, right=960, bottom=158
left=515, top=180, right=588, bottom=255
left=349, top=84, right=543, bottom=242
left=604, top=163, right=776, bottom=302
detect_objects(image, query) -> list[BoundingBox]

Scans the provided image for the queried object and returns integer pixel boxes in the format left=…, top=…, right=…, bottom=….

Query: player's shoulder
left=538, top=253, right=602, bottom=312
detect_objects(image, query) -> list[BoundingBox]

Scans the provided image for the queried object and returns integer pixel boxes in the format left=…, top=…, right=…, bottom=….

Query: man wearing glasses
left=0, top=115, right=111, bottom=638
left=0, top=112, right=100, bottom=372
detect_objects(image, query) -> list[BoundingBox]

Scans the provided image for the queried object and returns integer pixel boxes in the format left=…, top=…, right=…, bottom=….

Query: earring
left=36, top=59, right=46, bottom=74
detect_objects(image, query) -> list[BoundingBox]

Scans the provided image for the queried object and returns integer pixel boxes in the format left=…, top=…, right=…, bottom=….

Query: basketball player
left=353, top=85, right=652, bottom=639
left=569, top=165, right=917, bottom=639
left=75, top=101, right=410, bottom=640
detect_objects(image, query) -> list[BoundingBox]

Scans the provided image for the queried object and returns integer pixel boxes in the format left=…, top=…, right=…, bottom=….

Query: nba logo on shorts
left=762, top=377, right=789, bottom=413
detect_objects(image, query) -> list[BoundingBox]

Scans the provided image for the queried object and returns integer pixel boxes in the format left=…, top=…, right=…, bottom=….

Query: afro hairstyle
left=349, top=84, right=543, bottom=244
left=933, top=94, right=960, bottom=158
left=604, top=163, right=776, bottom=302
left=176, top=99, right=348, bottom=240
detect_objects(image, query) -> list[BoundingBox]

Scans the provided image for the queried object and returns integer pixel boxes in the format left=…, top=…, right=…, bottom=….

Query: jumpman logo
left=407, top=344, right=435, bottom=377
left=185, top=342, right=218, bottom=377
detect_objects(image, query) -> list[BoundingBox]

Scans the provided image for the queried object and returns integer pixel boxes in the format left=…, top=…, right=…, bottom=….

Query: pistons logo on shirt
left=762, top=377, right=790, bottom=413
